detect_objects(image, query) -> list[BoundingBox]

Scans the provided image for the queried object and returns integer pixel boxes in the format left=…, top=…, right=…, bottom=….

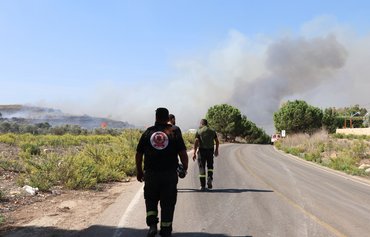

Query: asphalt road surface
left=82, top=144, right=370, bottom=237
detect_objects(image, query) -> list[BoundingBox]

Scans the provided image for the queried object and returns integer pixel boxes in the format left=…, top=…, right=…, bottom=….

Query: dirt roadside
left=0, top=178, right=136, bottom=237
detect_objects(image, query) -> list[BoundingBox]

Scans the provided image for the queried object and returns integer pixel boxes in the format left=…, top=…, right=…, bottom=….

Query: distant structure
left=187, top=129, right=197, bottom=134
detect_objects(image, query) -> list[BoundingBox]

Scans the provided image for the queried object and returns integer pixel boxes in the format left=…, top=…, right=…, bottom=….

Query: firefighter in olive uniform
left=192, top=119, right=219, bottom=191
left=136, top=108, right=189, bottom=237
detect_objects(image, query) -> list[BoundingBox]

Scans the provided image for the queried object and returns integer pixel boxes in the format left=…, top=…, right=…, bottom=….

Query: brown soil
left=0, top=167, right=132, bottom=236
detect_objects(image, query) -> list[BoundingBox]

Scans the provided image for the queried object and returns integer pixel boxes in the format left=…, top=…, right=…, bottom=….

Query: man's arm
left=178, top=150, right=189, bottom=171
left=214, top=134, right=219, bottom=157
left=192, top=138, right=199, bottom=161
left=135, top=152, right=144, bottom=182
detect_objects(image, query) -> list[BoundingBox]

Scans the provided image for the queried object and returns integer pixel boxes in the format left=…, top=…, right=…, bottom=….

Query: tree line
left=273, top=100, right=369, bottom=134
left=0, top=118, right=122, bottom=135
left=205, top=104, right=270, bottom=144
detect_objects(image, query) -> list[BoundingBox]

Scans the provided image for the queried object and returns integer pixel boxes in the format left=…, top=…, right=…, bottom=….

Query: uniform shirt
left=196, top=126, right=217, bottom=149
left=137, top=122, right=186, bottom=172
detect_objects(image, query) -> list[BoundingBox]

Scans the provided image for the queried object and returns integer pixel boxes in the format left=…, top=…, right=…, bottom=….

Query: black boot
left=147, top=224, right=157, bottom=237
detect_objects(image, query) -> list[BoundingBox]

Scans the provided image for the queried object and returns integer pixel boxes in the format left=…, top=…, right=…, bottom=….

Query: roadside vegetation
left=275, top=130, right=370, bottom=176
left=0, top=130, right=196, bottom=192
left=273, top=100, right=370, bottom=176
left=0, top=214, right=4, bottom=225
left=0, top=103, right=269, bottom=200
left=274, top=101, right=369, bottom=135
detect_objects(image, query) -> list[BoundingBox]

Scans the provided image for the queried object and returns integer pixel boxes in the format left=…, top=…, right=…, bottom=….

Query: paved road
left=83, top=144, right=370, bottom=237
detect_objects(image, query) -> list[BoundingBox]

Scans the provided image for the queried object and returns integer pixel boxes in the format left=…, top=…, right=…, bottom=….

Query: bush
left=62, top=153, right=98, bottom=189
left=283, top=147, right=304, bottom=156
left=21, top=153, right=62, bottom=191
left=21, top=143, right=41, bottom=156
left=304, top=152, right=322, bottom=163
left=182, top=132, right=196, bottom=149
left=327, top=154, right=365, bottom=176
left=0, top=133, right=17, bottom=145
left=352, top=140, right=368, bottom=159
left=0, top=214, right=5, bottom=225
left=0, top=158, right=25, bottom=172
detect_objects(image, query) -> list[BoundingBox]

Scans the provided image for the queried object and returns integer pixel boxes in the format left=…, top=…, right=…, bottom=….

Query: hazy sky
left=1, top=1, right=370, bottom=132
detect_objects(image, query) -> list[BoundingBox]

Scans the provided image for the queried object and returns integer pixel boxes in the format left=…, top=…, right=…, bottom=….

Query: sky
left=1, top=0, right=370, bottom=133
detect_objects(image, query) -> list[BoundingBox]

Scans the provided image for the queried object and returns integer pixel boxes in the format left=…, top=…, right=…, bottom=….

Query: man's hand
left=214, top=149, right=219, bottom=157
left=137, top=169, right=144, bottom=182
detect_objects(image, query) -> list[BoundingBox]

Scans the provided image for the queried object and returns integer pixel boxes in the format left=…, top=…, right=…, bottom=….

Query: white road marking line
left=113, top=184, right=144, bottom=237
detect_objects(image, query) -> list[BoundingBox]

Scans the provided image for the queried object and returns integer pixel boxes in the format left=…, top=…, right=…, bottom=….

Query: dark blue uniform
left=136, top=122, right=186, bottom=236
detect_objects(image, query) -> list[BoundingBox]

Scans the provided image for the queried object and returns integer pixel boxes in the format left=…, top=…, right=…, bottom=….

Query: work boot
left=147, top=224, right=157, bottom=237
left=200, top=186, right=206, bottom=191
left=160, top=233, right=171, bottom=237
left=160, top=227, right=172, bottom=237
left=207, top=177, right=213, bottom=189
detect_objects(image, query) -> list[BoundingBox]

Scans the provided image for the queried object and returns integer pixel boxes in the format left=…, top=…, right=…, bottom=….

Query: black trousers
left=144, top=170, right=178, bottom=234
left=197, top=148, right=214, bottom=187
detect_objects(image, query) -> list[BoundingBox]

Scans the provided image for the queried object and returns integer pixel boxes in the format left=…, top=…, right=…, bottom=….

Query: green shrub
left=352, top=140, right=367, bottom=159
left=20, top=143, right=41, bottom=155
left=0, top=214, right=5, bottom=225
left=327, top=154, right=364, bottom=175
left=0, top=158, right=25, bottom=172
left=0, top=133, right=17, bottom=145
left=21, top=153, right=62, bottom=191
left=304, top=152, right=322, bottom=163
left=274, top=140, right=282, bottom=149
left=62, top=153, right=98, bottom=189
left=283, top=147, right=304, bottom=156
left=182, top=132, right=196, bottom=149
left=3, top=130, right=142, bottom=190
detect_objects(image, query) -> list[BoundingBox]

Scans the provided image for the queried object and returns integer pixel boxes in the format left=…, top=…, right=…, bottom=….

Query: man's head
left=169, top=114, right=176, bottom=125
left=156, top=107, right=169, bottom=123
left=200, top=119, right=208, bottom=127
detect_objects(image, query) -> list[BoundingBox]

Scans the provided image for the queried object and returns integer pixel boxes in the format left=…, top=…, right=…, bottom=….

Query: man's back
left=196, top=126, right=216, bottom=149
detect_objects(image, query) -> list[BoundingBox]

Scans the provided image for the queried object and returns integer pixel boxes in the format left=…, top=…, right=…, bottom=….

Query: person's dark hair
left=169, top=114, right=175, bottom=120
left=156, top=108, right=169, bottom=122
left=201, top=119, right=208, bottom=126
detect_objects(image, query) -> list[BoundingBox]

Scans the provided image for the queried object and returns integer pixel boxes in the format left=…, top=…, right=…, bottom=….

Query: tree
left=206, top=104, right=243, bottom=141
left=0, top=122, right=11, bottom=133
left=273, top=100, right=323, bottom=134
left=322, top=108, right=338, bottom=133
left=205, top=104, right=270, bottom=144
left=337, top=104, right=367, bottom=128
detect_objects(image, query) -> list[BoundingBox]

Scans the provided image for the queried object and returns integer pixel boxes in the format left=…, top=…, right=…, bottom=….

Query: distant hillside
left=0, top=105, right=134, bottom=129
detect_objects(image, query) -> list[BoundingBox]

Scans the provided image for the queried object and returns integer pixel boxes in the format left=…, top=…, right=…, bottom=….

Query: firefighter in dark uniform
left=192, top=119, right=219, bottom=191
left=136, top=108, right=189, bottom=237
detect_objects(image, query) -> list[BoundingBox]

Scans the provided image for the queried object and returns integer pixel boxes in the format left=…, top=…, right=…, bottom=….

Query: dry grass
left=275, top=130, right=370, bottom=176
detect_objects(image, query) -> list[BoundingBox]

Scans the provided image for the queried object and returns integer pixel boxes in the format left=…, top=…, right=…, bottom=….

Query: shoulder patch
left=150, top=131, right=169, bottom=150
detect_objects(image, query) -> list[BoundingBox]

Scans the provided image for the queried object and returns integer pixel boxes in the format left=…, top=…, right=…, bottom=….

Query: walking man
left=192, top=119, right=219, bottom=191
left=169, top=114, right=182, bottom=134
left=136, top=108, right=189, bottom=237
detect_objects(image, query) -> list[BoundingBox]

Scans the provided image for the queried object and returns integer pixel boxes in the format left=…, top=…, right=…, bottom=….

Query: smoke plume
left=232, top=35, right=348, bottom=132
left=47, top=18, right=370, bottom=133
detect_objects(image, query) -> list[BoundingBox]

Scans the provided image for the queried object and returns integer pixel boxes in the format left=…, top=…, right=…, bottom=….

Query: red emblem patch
left=150, top=132, right=169, bottom=150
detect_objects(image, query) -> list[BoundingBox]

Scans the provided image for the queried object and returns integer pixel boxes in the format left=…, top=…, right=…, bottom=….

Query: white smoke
left=47, top=17, right=370, bottom=133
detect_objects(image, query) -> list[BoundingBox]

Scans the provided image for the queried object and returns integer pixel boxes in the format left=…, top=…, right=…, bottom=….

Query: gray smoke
left=232, top=35, right=348, bottom=132
left=44, top=21, right=370, bottom=134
